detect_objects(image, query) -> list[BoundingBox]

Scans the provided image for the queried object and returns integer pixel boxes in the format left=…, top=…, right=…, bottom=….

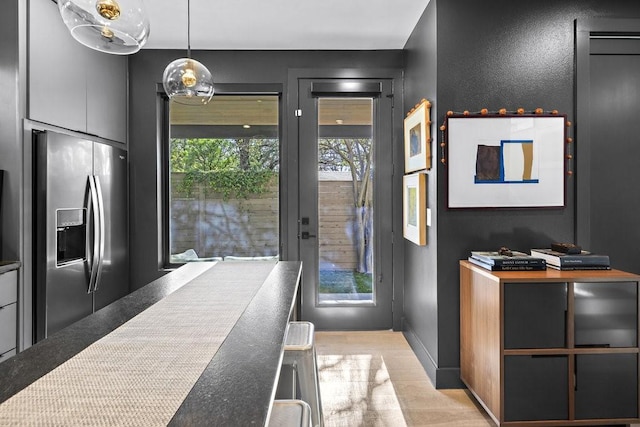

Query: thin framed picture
left=403, top=172, right=427, bottom=245
left=446, top=115, right=566, bottom=209
left=404, top=99, right=431, bottom=172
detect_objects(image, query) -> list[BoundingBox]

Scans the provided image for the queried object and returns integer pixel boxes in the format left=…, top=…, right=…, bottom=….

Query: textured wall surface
left=403, top=0, right=640, bottom=388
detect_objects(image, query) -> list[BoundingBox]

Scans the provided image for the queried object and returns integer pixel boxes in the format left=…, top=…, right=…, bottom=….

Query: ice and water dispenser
left=56, top=208, right=86, bottom=266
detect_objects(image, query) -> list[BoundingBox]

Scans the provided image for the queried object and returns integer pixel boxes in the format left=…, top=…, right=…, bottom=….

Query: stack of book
left=530, top=248, right=610, bottom=270
left=468, top=250, right=547, bottom=271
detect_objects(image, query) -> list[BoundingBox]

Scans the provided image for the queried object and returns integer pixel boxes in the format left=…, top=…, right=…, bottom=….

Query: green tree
left=170, top=137, right=278, bottom=198
left=170, top=138, right=237, bottom=172
left=319, top=137, right=373, bottom=274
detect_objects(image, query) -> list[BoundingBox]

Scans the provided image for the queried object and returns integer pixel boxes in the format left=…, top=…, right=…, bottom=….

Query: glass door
left=297, top=78, right=394, bottom=330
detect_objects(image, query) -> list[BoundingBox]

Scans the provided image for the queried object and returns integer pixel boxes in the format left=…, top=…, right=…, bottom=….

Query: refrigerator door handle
left=88, top=176, right=100, bottom=294
left=92, top=176, right=106, bottom=292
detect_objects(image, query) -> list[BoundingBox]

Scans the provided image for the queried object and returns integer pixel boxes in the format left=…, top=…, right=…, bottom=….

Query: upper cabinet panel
left=29, top=0, right=86, bottom=133
left=29, top=0, right=127, bottom=143
left=86, top=48, right=127, bottom=143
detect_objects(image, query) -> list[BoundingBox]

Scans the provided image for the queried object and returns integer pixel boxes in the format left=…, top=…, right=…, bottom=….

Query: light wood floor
left=315, top=330, right=495, bottom=426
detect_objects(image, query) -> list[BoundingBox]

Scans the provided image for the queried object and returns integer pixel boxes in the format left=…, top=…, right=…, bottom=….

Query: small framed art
left=403, top=172, right=427, bottom=245
left=404, top=99, right=431, bottom=172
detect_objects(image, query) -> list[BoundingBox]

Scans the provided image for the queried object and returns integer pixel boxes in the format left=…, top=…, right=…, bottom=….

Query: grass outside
left=318, top=270, right=373, bottom=294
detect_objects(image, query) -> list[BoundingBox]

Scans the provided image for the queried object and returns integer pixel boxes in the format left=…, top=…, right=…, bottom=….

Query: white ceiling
left=143, top=0, right=431, bottom=50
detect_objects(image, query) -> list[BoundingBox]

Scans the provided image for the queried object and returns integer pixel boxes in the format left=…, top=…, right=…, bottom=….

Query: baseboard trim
left=402, top=323, right=437, bottom=384
left=402, top=320, right=465, bottom=389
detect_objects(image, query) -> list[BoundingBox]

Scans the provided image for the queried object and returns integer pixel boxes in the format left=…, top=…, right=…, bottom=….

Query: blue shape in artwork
left=474, top=140, right=539, bottom=184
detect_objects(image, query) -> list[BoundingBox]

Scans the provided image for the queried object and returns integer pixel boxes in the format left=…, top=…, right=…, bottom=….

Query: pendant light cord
left=187, top=0, right=191, bottom=58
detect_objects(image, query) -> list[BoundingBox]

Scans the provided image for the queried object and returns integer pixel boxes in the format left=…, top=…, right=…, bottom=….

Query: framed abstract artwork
left=446, top=115, right=566, bottom=209
left=403, top=172, right=427, bottom=245
left=404, top=99, right=431, bottom=172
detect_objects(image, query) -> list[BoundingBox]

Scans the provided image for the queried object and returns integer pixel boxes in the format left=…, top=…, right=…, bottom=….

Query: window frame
left=158, top=83, right=284, bottom=269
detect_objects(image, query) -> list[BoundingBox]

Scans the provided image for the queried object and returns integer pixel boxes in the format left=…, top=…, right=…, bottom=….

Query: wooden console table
left=460, top=260, right=640, bottom=426
left=0, top=261, right=301, bottom=426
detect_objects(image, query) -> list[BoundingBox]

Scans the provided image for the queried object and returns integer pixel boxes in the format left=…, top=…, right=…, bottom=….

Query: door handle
left=87, top=176, right=100, bottom=294
left=92, top=176, right=105, bottom=292
left=298, top=217, right=316, bottom=239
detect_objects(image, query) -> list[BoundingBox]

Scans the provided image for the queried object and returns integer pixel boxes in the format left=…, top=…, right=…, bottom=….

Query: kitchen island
left=0, top=260, right=302, bottom=426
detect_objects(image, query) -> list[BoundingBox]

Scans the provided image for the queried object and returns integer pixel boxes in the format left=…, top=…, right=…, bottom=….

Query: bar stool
left=268, top=399, right=312, bottom=427
left=280, top=321, right=323, bottom=427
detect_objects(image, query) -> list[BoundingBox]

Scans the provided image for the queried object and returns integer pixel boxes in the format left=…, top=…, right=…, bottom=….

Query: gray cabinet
left=575, top=353, right=638, bottom=420
left=574, top=281, right=638, bottom=348
left=0, top=269, right=18, bottom=363
left=29, top=0, right=127, bottom=143
left=86, top=48, right=128, bottom=143
left=504, top=282, right=567, bottom=349
left=504, top=355, right=568, bottom=421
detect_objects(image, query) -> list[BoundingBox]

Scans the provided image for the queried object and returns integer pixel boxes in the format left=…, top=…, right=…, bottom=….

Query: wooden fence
left=318, top=178, right=359, bottom=270
left=171, top=173, right=278, bottom=258
left=171, top=172, right=361, bottom=270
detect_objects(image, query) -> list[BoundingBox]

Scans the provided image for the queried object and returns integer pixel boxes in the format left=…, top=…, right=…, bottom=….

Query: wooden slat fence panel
left=171, top=173, right=360, bottom=270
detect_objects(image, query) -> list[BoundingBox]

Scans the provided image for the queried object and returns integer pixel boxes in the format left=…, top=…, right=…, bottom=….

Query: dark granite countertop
left=0, top=261, right=20, bottom=275
left=0, top=260, right=302, bottom=426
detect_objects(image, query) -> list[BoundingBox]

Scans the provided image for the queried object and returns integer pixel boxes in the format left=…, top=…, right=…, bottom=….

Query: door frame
left=575, top=18, right=640, bottom=248
left=286, top=68, right=404, bottom=330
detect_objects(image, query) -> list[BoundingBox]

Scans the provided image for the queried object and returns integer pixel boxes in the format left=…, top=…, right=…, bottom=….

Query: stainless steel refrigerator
left=33, top=130, right=129, bottom=342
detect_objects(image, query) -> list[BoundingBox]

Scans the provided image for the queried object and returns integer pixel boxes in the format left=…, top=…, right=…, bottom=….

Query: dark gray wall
left=402, top=1, right=439, bottom=384
left=128, top=50, right=404, bottom=289
left=403, top=0, right=640, bottom=388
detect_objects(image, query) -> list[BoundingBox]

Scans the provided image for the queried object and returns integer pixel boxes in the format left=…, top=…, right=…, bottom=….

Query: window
left=317, top=98, right=374, bottom=303
left=163, top=93, right=280, bottom=265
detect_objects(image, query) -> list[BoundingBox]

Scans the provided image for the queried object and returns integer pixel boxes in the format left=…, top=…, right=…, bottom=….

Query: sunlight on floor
left=318, top=354, right=408, bottom=426
left=315, top=331, right=496, bottom=427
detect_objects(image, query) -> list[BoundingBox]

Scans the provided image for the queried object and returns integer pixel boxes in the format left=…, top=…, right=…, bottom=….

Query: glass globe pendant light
left=58, top=0, right=150, bottom=55
left=162, top=0, right=214, bottom=105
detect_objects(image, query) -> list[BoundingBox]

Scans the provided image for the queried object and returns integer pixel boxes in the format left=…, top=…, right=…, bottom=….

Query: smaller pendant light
left=58, top=0, right=150, bottom=55
left=162, top=0, right=214, bottom=105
